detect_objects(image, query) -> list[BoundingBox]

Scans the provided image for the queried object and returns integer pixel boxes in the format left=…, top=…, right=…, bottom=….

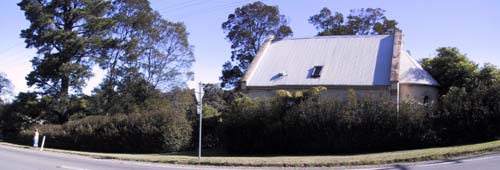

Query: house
left=240, top=31, right=439, bottom=105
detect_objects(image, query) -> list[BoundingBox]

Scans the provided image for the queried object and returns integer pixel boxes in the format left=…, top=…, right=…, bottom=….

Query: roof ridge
left=279, top=34, right=392, bottom=41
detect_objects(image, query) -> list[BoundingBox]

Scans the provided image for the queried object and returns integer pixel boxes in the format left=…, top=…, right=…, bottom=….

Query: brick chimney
left=390, top=30, right=403, bottom=82
left=390, top=30, right=403, bottom=110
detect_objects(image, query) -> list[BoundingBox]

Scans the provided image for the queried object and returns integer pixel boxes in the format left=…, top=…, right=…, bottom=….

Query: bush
left=190, top=104, right=224, bottom=150
left=433, top=85, right=500, bottom=144
left=17, top=110, right=192, bottom=153
left=223, top=89, right=440, bottom=154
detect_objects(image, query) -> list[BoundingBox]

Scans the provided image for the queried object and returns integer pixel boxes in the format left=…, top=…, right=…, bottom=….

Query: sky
left=0, top=0, right=499, bottom=96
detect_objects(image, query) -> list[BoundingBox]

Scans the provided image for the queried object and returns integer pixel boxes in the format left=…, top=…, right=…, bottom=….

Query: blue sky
left=0, top=0, right=499, bottom=94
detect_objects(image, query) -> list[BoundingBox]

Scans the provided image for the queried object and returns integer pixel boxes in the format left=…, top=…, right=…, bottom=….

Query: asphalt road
left=350, top=153, right=500, bottom=170
left=0, top=144, right=223, bottom=170
left=1, top=144, right=499, bottom=170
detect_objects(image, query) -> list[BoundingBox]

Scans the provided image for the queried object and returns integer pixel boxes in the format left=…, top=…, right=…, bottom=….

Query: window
left=423, top=96, right=429, bottom=104
left=311, top=65, right=323, bottom=78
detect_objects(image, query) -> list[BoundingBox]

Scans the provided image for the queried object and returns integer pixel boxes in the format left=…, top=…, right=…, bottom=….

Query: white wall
left=246, top=87, right=391, bottom=100
left=247, top=84, right=439, bottom=105
left=399, top=84, right=439, bottom=104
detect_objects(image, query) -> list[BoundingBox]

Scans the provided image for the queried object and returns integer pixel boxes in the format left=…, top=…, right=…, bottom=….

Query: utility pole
left=195, top=82, right=204, bottom=160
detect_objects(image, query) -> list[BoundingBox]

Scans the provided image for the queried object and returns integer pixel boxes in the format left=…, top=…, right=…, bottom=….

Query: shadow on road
left=378, top=153, right=500, bottom=170
left=373, top=164, right=410, bottom=170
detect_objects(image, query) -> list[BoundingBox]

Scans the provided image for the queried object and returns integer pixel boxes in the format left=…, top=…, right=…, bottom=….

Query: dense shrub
left=221, top=85, right=500, bottom=154
left=223, top=89, right=440, bottom=154
left=190, top=104, right=224, bottom=149
left=17, top=110, right=192, bottom=153
left=7, top=83, right=500, bottom=155
left=433, top=85, right=500, bottom=144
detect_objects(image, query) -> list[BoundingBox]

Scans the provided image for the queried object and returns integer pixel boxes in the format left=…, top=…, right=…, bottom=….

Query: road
left=348, top=153, right=500, bottom=170
left=0, top=144, right=224, bottom=170
left=0, top=144, right=499, bottom=170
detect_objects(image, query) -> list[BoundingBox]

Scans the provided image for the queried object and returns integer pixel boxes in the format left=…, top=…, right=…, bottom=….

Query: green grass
left=2, top=140, right=500, bottom=167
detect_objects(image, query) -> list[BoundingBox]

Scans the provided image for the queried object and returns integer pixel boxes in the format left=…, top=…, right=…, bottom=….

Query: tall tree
left=421, top=47, right=479, bottom=95
left=100, top=0, right=194, bottom=91
left=220, top=1, right=292, bottom=88
left=309, top=8, right=399, bottom=36
left=141, top=15, right=194, bottom=91
left=94, top=0, right=154, bottom=114
left=18, top=0, right=114, bottom=123
left=93, top=0, right=194, bottom=114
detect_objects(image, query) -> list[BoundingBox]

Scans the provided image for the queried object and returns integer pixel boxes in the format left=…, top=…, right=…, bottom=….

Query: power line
left=0, top=42, right=24, bottom=56
left=167, top=0, right=255, bottom=21
left=0, top=47, right=34, bottom=66
left=157, top=0, right=200, bottom=11
left=158, top=0, right=209, bottom=13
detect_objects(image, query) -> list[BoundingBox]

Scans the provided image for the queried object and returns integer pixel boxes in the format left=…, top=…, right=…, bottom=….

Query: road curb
left=1, top=141, right=500, bottom=168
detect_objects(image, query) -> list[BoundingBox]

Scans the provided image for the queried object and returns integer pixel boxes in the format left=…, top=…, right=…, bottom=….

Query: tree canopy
left=17, top=0, right=195, bottom=123
left=18, top=0, right=114, bottom=122
left=309, top=8, right=399, bottom=36
left=0, top=73, right=13, bottom=103
left=92, top=0, right=195, bottom=115
left=19, top=0, right=113, bottom=96
left=220, top=1, right=293, bottom=88
left=99, top=0, right=194, bottom=92
left=421, top=47, right=480, bottom=94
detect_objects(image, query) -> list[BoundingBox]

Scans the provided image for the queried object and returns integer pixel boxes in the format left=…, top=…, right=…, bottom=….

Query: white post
left=197, top=82, right=203, bottom=160
left=40, top=136, right=46, bottom=151
left=397, top=82, right=400, bottom=112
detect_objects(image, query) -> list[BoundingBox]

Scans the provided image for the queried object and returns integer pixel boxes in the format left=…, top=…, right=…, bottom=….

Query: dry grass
left=2, top=140, right=500, bottom=167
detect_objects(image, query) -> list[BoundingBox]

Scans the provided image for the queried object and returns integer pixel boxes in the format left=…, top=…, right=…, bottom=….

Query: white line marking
left=412, top=161, right=456, bottom=168
left=57, top=165, right=91, bottom=170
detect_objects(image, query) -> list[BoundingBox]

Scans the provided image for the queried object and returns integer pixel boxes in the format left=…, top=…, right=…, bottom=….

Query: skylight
left=311, top=66, right=323, bottom=78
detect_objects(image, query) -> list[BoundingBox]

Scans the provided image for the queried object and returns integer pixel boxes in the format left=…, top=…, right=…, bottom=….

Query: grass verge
left=2, top=140, right=500, bottom=167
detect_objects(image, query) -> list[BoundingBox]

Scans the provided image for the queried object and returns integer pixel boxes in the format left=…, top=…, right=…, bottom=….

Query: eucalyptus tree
left=93, top=0, right=194, bottom=114
left=309, top=8, right=399, bottom=36
left=220, top=1, right=293, bottom=88
left=141, top=15, right=194, bottom=91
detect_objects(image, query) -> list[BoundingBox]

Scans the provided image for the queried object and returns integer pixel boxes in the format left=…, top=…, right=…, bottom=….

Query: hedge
left=223, top=95, right=439, bottom=154
left=17, top=111, right=192, bottom=153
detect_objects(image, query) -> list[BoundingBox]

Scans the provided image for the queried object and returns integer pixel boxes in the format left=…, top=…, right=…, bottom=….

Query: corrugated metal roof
left=246, top=35, right=395, bottom=86
left=399, top=51, right=439, bottom=85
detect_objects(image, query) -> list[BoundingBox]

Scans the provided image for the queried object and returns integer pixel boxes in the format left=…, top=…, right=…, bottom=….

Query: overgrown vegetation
left=220, top=86, right=500, bottom=154
left=16, top=110, right=192, bottom=153
left=222, top=89, right=422, bottom=154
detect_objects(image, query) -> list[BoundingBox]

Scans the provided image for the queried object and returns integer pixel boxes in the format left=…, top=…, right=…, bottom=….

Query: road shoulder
left=1, top=140, right=500, bottom=168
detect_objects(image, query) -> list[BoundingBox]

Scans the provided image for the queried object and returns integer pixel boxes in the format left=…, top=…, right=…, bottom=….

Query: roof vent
left=271, top=71, right=287, bottom=81
left=311, top=66, right=323, bottom=78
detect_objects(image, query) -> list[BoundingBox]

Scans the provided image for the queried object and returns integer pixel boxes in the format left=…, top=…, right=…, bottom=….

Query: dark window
left=423, top=96, right=429, bottom=104
left=311, top=66, right=323, bottom=78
